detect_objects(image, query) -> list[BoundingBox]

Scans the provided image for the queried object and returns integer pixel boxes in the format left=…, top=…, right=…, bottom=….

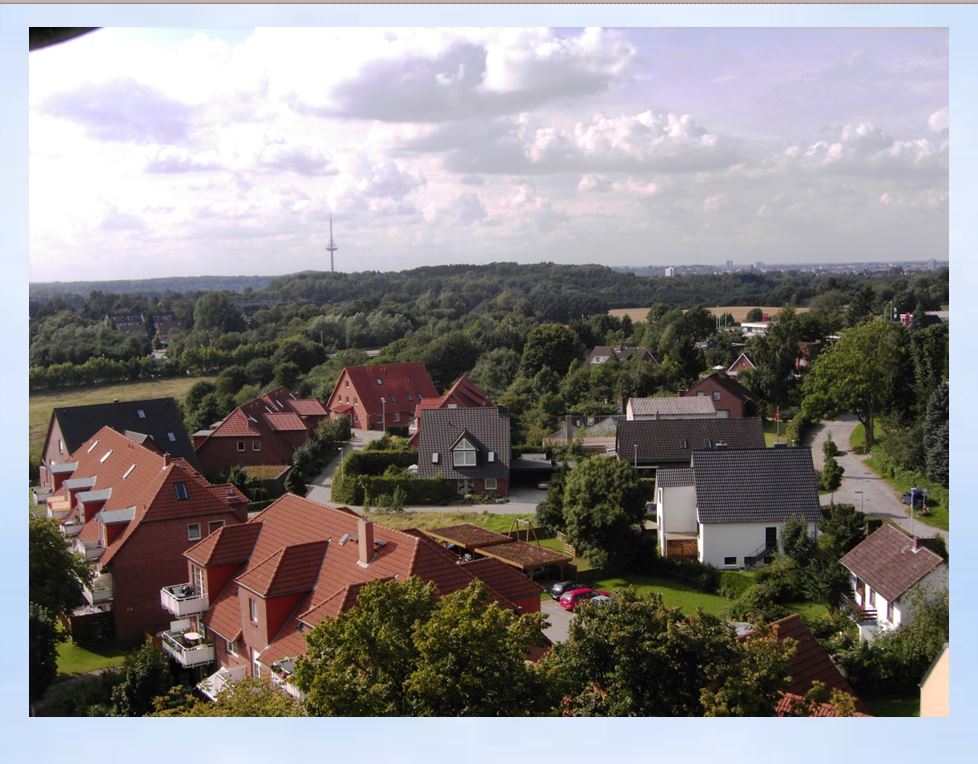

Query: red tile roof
left=840, top=524, right=945, bottom=602
left=775, top=693, right=870, bottom=717
left=330, top=363, right=438, bottom=419
left=197, top=495, right=539, bottom=670
left=288, top=398, right=328, bottom=417
left=186, top=522, right=263, bottom=567
left=459, top=558, right=544, bottom=602
left=771, top=613, right=864, bottom=711
left=263, top=412, right=307, bottom=432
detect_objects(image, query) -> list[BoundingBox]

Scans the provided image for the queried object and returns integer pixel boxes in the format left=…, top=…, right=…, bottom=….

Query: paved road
left=806, top=415, right=946, bottom=542
left=303, top=428, right=385, bottom=506
left=541, top=599, right=573, bottom=644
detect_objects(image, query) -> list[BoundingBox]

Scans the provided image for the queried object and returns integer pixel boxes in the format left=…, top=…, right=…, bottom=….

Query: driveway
left=541, top=598, right=574, bottom=644
left=303, top=428, right=386, bottom=506
left=806, top=415, right=946, bottom=542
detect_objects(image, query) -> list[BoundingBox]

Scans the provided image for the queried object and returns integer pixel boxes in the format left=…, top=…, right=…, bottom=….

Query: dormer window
left=453, top=438, right=477, bottom=467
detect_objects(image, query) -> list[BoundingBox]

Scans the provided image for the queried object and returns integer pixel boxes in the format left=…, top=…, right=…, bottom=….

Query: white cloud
left=928, top=106, right=949, bottom=132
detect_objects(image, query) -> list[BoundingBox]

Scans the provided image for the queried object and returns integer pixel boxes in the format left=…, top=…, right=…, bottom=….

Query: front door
left=765, top=526, right=778, bottom=551
left=458, top=478, right=474, bottom=495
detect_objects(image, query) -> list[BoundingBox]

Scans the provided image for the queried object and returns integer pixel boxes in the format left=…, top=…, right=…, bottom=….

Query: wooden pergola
left=424, top=524, right=511, bottom=550
left=423, top=524, right=572, bottom=580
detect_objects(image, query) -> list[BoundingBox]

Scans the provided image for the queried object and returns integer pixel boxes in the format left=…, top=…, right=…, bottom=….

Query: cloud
left=426, top=192, right=487, bottom=227
left=295, top=28, right=636, bottom=123
left=257, top=142, right=335, bottom=177
left=145, top=146, right=223, bottom=173
left=43, top=79, right=195, bottom=144
left=577, top=174, right=612, bottom=192
left=99, top=208, right=147, bottom=232
left=503, top=183, right=566, bottom=232
left=703, top=193, right=727, bottom=212
left=928, top=107, right=949, bottom=133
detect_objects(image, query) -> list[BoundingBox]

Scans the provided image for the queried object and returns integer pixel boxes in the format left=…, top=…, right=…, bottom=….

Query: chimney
left=358, top=518, right=374, bottom=566
left=912, top=536, right=921, bottom=551
left=163, top=453, right=170, bottom=468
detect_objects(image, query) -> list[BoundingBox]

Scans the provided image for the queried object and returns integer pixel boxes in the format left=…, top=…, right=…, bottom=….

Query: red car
left=558, top=587, right=610, bottom=611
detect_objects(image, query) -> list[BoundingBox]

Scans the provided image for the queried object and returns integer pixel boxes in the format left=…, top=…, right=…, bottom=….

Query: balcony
left=198, top=665, right=246, bottom=701
left=842, top=594, right=878, bottom=624
left=160, top=583, right=208, bottom=617
left=46, top=496, right=72, bottom=521
left=161, top=629, right=215, bottom=669
left=82, top=571, right=114, bottom=606
left=62, top=518, right=84, bottom=537
left=270, top=657, right=305, bottom=701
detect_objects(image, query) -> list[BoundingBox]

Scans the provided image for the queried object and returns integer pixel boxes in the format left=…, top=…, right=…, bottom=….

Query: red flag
left=775, top=406, right=781, bottom=422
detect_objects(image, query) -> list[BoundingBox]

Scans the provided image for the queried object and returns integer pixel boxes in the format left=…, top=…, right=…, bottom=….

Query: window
left=406, top=393, right=412, bottom=401
left=187, top=523, right=202, bottom=541
left=249, top=598, right=258, bottom=623
left=453, top=438, right=477, bottom=467
left=58, top=439, right=64, bottom=454
left=208, top=520, right=225, bottom=534
left=167, top=432, right=176, bottom=442
left=680, top=439, right=688, bottom=449
left=868, top=589, right=876, bottom=607
left=389, top=394, right=396, bottom=402
left=886, top=601, right=894, bottom=623
left=485, top=478, right=497, bottom=491
left=713, top=391, right=722, bottom=401
left=724, top=556, right=737, bottom=566
left=393, top=412, right=400, bottom=422
left=353, top=397, right=357, bottom=404
left=488, top=451, right=495, bottom=463
left=432, top=452, right=440, bottom=464
left=123, top=464, right=136, bottom=480
left=344, top=379, right=349, bottom=387
left=376, top=378, right=383, bottom=385
left=174, top=482, right=189, bottom=501
left=226, top=639, right=238, bottom=656
left=237, top=441, right=246, bottom=452
left=87, top=440, right=99, bottom=453
left=252, top=440, right=261, bottom=451
left=99, top=449, right=114, bottom=463
left=137, top=409, right=146, bottom=419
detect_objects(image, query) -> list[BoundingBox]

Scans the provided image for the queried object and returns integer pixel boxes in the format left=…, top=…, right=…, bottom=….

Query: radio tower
left=326, top=215, right=338, bottom=272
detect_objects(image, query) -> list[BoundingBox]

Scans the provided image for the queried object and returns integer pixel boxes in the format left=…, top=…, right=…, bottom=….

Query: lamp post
left=338, top=447, right=344, bottom=480
left=380, top=397, right=386, bottom=433
left=854, top=490, right=863, bottom=514
left=633, top=444, right=638, bottom=469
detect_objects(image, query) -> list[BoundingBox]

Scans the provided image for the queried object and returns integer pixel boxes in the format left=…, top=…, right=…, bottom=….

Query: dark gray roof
left=77, top=488, right=112, bottom=503
left=616, top=417, right=765, bottom=466
left=417, top=407, right=510, bottom=481
left=655, top=468, right=695, bottom=488
left=50, top=397, right=200, bottom=471
left=692, top=447, right=821, bottom=525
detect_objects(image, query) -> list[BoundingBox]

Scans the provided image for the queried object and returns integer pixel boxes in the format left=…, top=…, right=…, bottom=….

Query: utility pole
left=326, top=215, right=338, bottom=273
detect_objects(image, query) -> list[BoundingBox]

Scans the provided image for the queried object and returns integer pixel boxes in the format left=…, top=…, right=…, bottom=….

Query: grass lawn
left=763, top=418, right=790, bottom=447
left=363, top=510, right=534, bottom=535
left=850, top=424, right=949, bottom=531
left=584, top=574, right=733, bottom=617
left=29, top=375, right=216, bottom=453
left=56, top=638, right=132, bottom=680
left=861, top=693, right=920, bottom=717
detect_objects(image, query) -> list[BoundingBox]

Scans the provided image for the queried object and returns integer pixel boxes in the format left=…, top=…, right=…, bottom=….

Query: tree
left=846, top=285, right=876, bottom=327
left=422, top=331, right=480, bottom=390
left=822, top=433, right=838, bottom=458
left=819, top=503, right=866, bottom=556
left=740, top=307, right=803, bottom=411
left=404, top=581, right=553, bottom=716
left=745, top=307, right=764, bottom=322
left=520, top=323, right=583, bottom=377
left=193, top=292, right=246, bottom=333
left=561, top=458, right=647, bottom=570
left=29, top=604, right=61, bottom=705
left=802, top=320, right=905, bottom=450
left=153, top=678, right=303, bottom=717
left=923, top=380, right=949, bottom=486
left=470, top=347, right=521, bottom=399
left=547, top=589, right=793, bottom=716
left=110, top=642, right=175, bottom=717
left=820, top=452, right=844, bottom=492
left=779, top=515, right=816, bottom=564
left=29, top=516, right=94, bottom=619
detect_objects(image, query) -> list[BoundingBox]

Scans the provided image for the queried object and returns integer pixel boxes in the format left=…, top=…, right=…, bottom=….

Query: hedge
left=361, top=475, right=448, bottom=505
left=343, top=450, right=417, bottom=476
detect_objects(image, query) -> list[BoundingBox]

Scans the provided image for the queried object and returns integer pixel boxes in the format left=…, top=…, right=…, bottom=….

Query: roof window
left=123, top=464, right=136, bottom=479
left=174, top=482, right=189, bottom=501
left=376, top=378, right=383, bottom=385
left=100, top=449, right=113, bottom=463
left=137, top=409, right=146, bottom=419
left=87, top=440, right=99, bottom=453
left=680, top=439, right=688, bottom=449
left=167, top=432, right=176, bottom=442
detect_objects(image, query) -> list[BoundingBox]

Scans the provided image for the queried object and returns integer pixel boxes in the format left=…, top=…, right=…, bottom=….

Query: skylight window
left=137, top=409, right=146, bottom=419
left=174, top=482, right=189, bottom=501
left=87, top=440, right=99, bottom=453
left=167, top=432, right=176, bottom=442
left=99, top=449, right=113, bottom=463
left=376, top=378, right=383, bottom=385
left=123, top=464, right=136, bottom=479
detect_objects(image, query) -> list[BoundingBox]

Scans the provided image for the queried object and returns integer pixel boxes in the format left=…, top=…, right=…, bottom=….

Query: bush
left=727, top=583, right=790, bottom=623
left=785, top=408, right=815, bottom=445
left=819, top=453, right=844, bottom=492
left=822, top=433, right=839, bottom=458
left=633, top=539, right=720, bottom=593
left=718, top=571, right=754, bottom=600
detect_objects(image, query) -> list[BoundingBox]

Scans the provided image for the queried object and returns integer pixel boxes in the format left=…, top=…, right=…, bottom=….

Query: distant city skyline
left=29, top=27, right=948, bottom=281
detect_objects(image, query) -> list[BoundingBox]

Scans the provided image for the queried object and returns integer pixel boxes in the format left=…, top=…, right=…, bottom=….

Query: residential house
left=151, top=312, right=180, bottom=347
left=105, top=309, right=146, bottom=335
left=919, top=644, right=949, bottom=717
left=739, top=321, right=770, bottom=337
left=326, top=362, right=438, bottom=431
left=586, top=345, right=657, bottom=365
left=407, top=374, right=491, bottom=446
left=726, top=353, right=755, bottom=378
left=160, top=494, right=542, bottom=696
left=39, top=397, right=200, bottom=492
left=416, top=407, right=511, bottom=497
left=625, top=396, right=723, bottom=420
left=680, top=371, right=752, bottom=418
left=655, top=446, right=821, bottom=568
left=768, top=613, right=866, bottom=715
left=616, top=417, right=765, bottom=474
left=193, top=387, right=327, bottom=481
left=46, top=426, right=247, bottom=641
left=840, top=524, right=948, bottom=642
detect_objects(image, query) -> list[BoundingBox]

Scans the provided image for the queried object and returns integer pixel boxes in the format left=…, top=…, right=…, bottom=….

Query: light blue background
left=4, top=3, right=973, bottom=761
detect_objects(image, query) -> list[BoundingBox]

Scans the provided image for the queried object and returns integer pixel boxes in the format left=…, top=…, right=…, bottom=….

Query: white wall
left=657, top=485, right=697, bottom=556
left=698, top=520, right=816, bottom=568
left=853, top=562, right=947, bottom=642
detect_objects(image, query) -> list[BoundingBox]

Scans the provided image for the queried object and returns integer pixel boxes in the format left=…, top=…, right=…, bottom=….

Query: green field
left=30, top=376, right=216, bottom=453
left=56, top=638, right=132, bottom=679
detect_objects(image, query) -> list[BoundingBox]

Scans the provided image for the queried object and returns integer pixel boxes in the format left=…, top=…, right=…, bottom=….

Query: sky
left=28, top=27, right=949, bottom=282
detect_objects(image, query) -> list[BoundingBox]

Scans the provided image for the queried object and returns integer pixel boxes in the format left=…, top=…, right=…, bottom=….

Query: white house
left=657, top=446, right=821, bottom=569
left=740, top=321, right=770, bottom=337
left=840, top=524, right=948, bottom=642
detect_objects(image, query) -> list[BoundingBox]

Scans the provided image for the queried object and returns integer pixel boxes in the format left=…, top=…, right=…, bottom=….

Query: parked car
left=537, top=481, right=551, bottom=490
left=550, top=580, right=587, bottom=600
left=589, top=594, right=612, bottom=606
left=559, top=587, right=610, bottom=611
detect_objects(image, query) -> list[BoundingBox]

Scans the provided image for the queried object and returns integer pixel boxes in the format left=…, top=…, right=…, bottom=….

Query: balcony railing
left=62, top=518, right=84, bottom=537
left=160, top=584, right=209, bottom=617
left=46, top=497, right=71, bottom=521
left=82, top=572, right=114, bottom=606
left=161, top=630, right=215, bottom=669
left=842, top=594, right=878, bottom=624
left=198, top=665, right=246, bottom=701
left=270, top=658, right=305, bottom=701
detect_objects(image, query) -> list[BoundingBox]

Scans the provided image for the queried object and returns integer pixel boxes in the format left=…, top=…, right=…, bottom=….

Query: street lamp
left=338, top=447, right=344, bottom=480
left=380, top=397, right=386, bottom=433
left=633, top=443, right=638, bottom=469
left=854, top=490, right=864, bottom=514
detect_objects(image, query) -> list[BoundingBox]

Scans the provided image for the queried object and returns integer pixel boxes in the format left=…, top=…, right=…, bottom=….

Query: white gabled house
left=655, top=446, right=821, bottom=569
left=840, top=524, right=948, bottom=642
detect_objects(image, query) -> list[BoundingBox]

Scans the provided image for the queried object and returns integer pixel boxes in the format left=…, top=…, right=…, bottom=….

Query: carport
left=424, top=523, right=572, bottom=580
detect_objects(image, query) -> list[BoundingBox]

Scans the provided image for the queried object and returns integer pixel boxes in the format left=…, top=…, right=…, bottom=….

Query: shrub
left=822, top=433, right=839, bottom=458
left=718, top=571, right=754, bottom=600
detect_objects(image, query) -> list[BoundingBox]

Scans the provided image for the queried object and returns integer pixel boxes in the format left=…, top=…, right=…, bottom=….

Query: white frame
left=187, top=523, right=202, bottom=541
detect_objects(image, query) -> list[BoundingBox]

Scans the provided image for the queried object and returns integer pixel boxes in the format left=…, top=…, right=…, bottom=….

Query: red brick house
left=160, top=494, right=542, bottom=696
left=39, top=397, right=200, bottom=492
left=326, top=362, right=438, bottom=431
left=680, top=371, right=752, bottom=418
left=193, top=387, right=327, bottom=480
left=726, top=353, right=755, bottom=378
left=416, top=407, right=511, bottom=497
left=45, top=426, right=247, bottom=642
left=407, top=374, right=491, bottom=446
